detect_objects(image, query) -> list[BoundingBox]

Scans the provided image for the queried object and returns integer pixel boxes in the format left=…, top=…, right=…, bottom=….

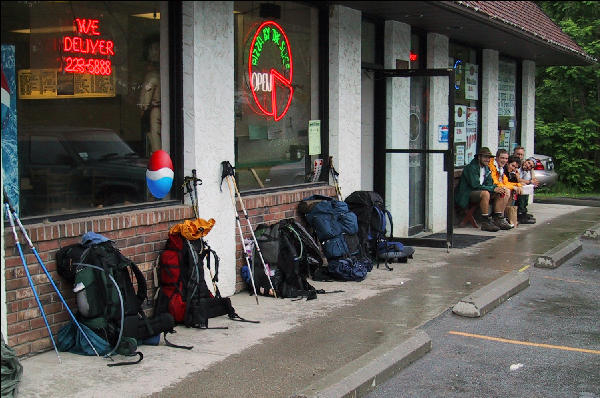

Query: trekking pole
left=182, top=174, right=200, bottom=219
left=192, top=169, right=201, bottom=218
left=221, top=161, right=278, bottom=298
left=3, top=201, right=62, bottom=363
left=220, top=161, right=260, bottom=304
left=3, top=194, right=101, bottom=358
left=329, top=156, right=343, bottom=201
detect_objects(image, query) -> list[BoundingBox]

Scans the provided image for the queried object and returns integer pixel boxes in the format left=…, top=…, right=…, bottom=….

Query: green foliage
left=535, top=1, right=600, bottom=192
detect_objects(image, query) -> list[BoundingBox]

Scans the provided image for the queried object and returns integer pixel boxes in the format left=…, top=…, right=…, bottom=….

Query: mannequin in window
left=138, top=35, right=161, bottom=155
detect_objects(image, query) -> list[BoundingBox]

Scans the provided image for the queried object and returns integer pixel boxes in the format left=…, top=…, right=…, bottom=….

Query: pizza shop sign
left=248, top=21, right=293, bottom=121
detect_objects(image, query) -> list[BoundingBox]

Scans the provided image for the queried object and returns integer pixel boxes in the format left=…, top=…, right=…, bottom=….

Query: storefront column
left=183, top=2, right=236, bottom=296
left=482, top=49, right=499, bottom=153
left=426, top=33, right=449, bottom=232
left=521, top=60, right=536, bottom=158
left=329, top=5, right=362, bottom=195
left=384, top=20, right=411, bottom=236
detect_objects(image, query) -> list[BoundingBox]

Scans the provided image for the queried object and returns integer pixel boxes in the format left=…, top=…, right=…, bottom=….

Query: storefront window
left=498, top=57, right=517, bottom=152
left=1, top=1, right=169, bottom=218
left=450, top=43, right=479, bottom=167
left=234, top=2, right=320, bottom=191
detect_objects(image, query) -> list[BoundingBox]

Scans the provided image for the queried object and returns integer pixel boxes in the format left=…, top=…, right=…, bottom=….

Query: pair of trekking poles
left=3, top=190, right=107, bottom=364
left=220, top=161, right=277, bottom=304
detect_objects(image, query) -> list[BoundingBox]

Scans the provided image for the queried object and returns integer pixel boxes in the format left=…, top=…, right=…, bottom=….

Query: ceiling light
left=10, top=26, right=75, bottom=34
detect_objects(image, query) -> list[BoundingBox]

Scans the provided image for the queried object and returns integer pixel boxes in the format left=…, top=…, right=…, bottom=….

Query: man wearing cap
left=455, top=147, right=512, bottom=232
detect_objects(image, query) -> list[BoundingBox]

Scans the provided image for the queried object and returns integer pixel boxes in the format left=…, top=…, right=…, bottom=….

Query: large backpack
left=248, top=218, right=329, bottom=300
left=299, top=195, right=371, bottom=281
left=56, top=235, right=183, bottom=364
left=154, top=233, right=257, bottom=328
left=345, top=191, right=414, bottom=269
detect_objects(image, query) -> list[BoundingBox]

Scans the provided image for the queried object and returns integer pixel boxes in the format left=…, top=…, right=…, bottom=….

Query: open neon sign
left=62, top=18, right=114, bottom=75
left=248, top=21, right=293, bottom=121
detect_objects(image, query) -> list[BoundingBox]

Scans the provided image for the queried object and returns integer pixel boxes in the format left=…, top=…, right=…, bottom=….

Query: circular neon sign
left=247, top=21, right=293, bottom=122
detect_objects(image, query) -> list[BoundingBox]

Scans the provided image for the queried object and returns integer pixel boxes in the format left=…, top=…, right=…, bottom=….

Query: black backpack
left=345, top=191, right=414, bottom=269
left=56, top=239, right=187, bottom=364
left=250, top=218, right=334, bottom=300
left=154, top=233, right=258, bottom=328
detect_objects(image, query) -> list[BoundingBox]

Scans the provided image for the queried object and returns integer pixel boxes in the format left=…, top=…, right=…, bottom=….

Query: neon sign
left=62, top=18, right=114, bottom=75
left=247, top=21, right=293, bottom=121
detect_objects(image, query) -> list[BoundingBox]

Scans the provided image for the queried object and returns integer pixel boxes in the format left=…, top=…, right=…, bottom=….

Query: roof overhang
left=333, top=1, right=595, bottom=66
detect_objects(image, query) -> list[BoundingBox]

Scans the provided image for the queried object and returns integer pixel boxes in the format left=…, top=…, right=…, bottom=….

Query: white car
left=532, top=154, right=558, bottom=187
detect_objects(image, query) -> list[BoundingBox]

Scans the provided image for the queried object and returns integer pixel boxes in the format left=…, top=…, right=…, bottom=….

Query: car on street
left=532, top=153, right=558, bottom=187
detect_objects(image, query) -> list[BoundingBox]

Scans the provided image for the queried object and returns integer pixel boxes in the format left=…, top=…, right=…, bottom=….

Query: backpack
left=56, top=236, right=188, bottom=365
left=249, top=218, right=330, bottom=299
left=154, top=233, right=257, bottom=328
left=345, top=191, right=415, bottom=269
left=299, top=195, right=371, bottom=281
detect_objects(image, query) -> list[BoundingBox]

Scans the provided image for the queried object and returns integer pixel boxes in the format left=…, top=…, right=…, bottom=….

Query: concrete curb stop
left=452, top=271, right=529, bottom=318
left=582, top=223, right=600, bottom=240
left=292, top=331, right=431, bottom=398
left=534, top=237, right=583, bottom=268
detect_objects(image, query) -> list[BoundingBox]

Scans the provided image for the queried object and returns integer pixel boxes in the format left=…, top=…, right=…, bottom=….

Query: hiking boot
left=481, top=218, right=500, bottom=232
left=518, top=214, right=536, bottom=224
left=493, top=215, right=513, bottom=230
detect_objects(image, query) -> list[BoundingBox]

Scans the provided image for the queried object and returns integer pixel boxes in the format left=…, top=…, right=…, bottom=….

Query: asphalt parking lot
left=367, top=239, right=600, bottom=398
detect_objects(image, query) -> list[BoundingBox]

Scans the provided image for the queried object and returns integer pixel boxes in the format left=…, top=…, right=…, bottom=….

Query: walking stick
left=220, top=162, right=260, bottom=304
left=182, top=170, right=202, bottom=219
left=221, top=161, right=278, bottom=298
left=4, top=201, right=62, bottom=363
left=329, top=156, right=343, bottom=201
left=3, top=194, right=102, bottom=359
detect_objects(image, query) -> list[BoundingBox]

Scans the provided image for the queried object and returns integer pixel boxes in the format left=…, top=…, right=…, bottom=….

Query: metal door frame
left=371, top=68, right=455, bottom=249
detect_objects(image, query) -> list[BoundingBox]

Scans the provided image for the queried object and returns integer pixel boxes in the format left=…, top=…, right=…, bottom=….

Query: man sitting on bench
left=455, top=147, right=512, bottom=232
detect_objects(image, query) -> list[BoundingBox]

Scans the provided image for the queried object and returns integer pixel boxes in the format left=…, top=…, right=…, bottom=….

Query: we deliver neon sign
left=62, top=18, right=114, bottom=75
left=248, top=21, right=293, bottom=121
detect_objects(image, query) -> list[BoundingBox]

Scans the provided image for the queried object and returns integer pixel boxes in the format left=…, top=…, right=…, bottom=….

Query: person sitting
left=488, top=149, right=521, bottom=229
left=455, top=147, right=512, bottom=232
left=512, top=146, right=537, bottom=224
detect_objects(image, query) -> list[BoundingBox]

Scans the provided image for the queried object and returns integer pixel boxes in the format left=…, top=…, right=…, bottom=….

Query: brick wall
left=3, top=184, right=336, bottom=357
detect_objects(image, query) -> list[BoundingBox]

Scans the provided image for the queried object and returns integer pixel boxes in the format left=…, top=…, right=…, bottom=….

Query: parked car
left=532, top=154, right=558, bottom=187
left=19, top=127, right=149, bottom=216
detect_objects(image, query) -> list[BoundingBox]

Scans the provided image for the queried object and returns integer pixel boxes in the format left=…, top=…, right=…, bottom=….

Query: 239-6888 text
left=64, top=57, right=112, bottom=76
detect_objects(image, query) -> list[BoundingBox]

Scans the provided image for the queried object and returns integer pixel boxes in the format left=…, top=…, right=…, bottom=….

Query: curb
left=452, top=270, right=529, bottom=318
left=292, top=331, right=431, bottom=398
left=534, top=237, right=583, bottom=268
left=582, top=223, right=600, bottom=240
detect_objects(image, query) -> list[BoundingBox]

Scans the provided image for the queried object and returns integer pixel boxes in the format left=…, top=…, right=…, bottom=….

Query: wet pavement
left=15, top=203, right=600, bottom=398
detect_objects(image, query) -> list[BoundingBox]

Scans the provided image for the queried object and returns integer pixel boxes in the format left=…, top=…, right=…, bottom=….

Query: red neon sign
left=62, top=18, right=114, bottom=76
left=409, top=51, right=418, bottom=62
left=247, top=21, right=293, bottom=121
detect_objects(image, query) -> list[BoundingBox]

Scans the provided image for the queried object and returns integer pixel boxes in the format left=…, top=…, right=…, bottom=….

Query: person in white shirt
left=512, top=146, right=536, bottom=224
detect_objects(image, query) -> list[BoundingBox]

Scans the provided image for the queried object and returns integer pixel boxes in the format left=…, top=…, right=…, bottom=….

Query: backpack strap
left=163, top=330, right=193, bottom=350
left=106, top=352, right=143, bottom=367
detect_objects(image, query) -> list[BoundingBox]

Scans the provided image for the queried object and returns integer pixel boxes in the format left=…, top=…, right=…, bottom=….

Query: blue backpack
left=299, top=195, right=371, bottom=281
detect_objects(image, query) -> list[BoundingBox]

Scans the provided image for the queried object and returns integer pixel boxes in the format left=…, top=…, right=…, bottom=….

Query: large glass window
left=450, top=43, right=479, bottom=167
left=498, top=57, right=517, bottom=152
left=233, top=2, right=320, bottom=191
left=1, top=1, right=169, bottom=217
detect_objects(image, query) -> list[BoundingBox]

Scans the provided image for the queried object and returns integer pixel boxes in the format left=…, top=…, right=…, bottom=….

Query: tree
left=535, top=1, right=600, bottom=192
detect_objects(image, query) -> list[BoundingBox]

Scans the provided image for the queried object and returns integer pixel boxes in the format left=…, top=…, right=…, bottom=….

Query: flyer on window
left=2, top=44, right=19, bottom=213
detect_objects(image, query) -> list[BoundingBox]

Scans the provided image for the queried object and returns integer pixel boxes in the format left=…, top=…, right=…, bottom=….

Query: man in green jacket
left=455, top=147, right=512, bottom=232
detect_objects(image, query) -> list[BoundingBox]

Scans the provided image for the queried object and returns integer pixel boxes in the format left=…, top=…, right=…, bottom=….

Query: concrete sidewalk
left=16, top=203, right=600, bottom=398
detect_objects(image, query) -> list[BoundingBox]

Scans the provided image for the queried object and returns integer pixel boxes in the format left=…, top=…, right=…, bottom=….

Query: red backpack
left=154, top=233, right=257, bottom=328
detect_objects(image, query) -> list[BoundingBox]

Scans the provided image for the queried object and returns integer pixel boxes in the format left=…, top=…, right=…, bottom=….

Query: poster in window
left=498, top=60, right=516, bottom=117
left=455, top=144, right=465, bottom=167
left=454, top=105, right=467, bottom=143
left=465, top=107, right=478, bottom=163
left=465, top=63, right=478, bottom=100
left=2, top=45, right=19, bottom=213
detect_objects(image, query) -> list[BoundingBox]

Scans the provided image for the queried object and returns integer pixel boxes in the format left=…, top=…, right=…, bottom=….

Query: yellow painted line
left=448, top=331, right=600, bottom=355
left=518, top=265, right=530, bottom=272
left=540, top=275, right=599, bottom=285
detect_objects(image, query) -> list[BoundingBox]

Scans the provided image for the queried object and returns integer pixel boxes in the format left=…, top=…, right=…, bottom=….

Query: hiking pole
left=192, top=169, right=201, bottom=218
left=329, top=156, right=343, bottom=201
left=220, top=161, right=260, bottom=304
left=3, top=194, right=101, bottom=358
left=222, top=161, right=278, bottom=298
left=182, top=174, right=201, bottom=219
left=3, top=201, right=62, bottom=363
